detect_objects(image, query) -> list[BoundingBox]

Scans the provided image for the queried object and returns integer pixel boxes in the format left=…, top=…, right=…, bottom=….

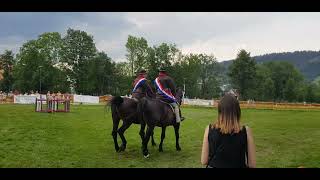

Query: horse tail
left=106, top=96, right=124, bottom=116
left=110, top=96, right=124, bottom=107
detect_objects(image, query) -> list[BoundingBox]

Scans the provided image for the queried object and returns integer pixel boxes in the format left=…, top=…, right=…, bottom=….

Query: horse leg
left=174, top=123, right=181, bottom=151
left=142, top=125, right=154, bottom=158
left=117, top=120, right=132, bottom=152
left=139, top=121, right=146, bottom=148
left=139, top=120, right=155, bottom=147
left=159, top=126, right=166, bottom=152
left=151, top=131, right=156, bottom=146
left=111, top=114, right=120, bottom=152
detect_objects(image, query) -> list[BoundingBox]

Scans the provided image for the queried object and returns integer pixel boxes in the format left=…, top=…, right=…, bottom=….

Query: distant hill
left=220, top=50, right=320, bottom=81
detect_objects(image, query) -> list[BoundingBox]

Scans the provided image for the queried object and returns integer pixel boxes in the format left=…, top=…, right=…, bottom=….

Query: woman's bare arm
left=246, top=126, right=256, bottom=168
left=201, top=126, right=209, bottom=165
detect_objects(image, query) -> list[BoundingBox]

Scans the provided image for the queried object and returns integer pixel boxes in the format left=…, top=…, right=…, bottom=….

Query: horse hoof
left=144, top=154, right=150, bottom=158
left=118, top=145, right=126, bottom=152
left=152, top=143, right=157, bottom=146
left=176, top=147, right=181, bottom=151
left=117, top=149, right=123, bottom=152
left=159, top=148, right=163, bottom=152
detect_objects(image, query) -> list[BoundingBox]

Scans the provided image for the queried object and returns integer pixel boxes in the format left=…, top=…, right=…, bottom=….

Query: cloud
left=180, top=12, right=320, bottom=61
left=1, top=12, right=320, bottom=62
left=0, top=12, right=134, bottom=57
left=0, top=36, right=27, bottom=55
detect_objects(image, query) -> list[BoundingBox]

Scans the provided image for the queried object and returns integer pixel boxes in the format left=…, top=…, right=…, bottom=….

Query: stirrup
left=180, top=117, right=185, bottom=121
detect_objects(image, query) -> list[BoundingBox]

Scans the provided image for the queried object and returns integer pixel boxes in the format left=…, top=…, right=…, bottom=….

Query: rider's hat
left=158, top=68, right=167, bottom=73
left=136, top=69, right=147, bottom=75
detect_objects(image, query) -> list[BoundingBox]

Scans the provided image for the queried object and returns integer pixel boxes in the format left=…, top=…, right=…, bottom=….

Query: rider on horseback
left=154, top=69, right=185, bottom=123
left=132, top=69, right=154, bottom=101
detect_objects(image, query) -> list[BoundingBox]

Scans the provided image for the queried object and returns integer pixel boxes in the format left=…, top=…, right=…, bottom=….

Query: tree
left=125, top=35, right=148, bottom=77
left=87, top=52, right=116, bottom=95
left=14, top=40, right=51, bottom=93
left=304, top=82, right=320, bottom=103
left=178, top=54, right=202, bottom=98
left=228, top=50, right=257, bottom=100
left=13, top=33, right=70, bottom=94
left=154, top=43, right=179, bottom=68
left=198, top=54, right=222, bottom=99
left=145, top=47, right=158, bottom=80
left=146, top=43, right=180, bottom=81
left=61, top=28, right=97, bottom=94
left=254, top=65, right=275, bottom=101
left=283, top=78, right=296, bottom=102
left=36, top=32, right=69, bottom=93
left=113, top=62, right=133, bottom=96
left=262, top=61, right=304, bottom=102
left=37, top=32, right=63, bottom=64
left=315, top=82, right=320, bottom=103
left=0, top=50, right=15, bottom=92
left=172, top=53, right=222, bottom=99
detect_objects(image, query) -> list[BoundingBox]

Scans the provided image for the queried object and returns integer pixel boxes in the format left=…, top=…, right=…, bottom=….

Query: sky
left=1, top=12, right=320, bottom=62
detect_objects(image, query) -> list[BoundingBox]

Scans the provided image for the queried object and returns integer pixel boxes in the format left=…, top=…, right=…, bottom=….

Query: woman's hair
left=212, top=93, right=241, bottom=134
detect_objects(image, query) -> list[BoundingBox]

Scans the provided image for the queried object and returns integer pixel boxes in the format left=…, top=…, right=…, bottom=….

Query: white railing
left=183, top=98, right=214, bottom=107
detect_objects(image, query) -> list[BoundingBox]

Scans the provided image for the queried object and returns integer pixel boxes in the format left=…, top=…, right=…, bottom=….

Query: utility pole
left=39, top=65, right=43, bottom=94
left=183, top=78, right=186, bottom=101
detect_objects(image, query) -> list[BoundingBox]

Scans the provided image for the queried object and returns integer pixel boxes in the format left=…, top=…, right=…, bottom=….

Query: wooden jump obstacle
left=35, top=96, right=70, bottom=113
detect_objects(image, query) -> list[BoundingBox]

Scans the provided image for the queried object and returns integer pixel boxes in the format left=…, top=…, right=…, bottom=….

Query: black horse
left=108, top=96, right=156, bottom=152
left=138, top=88, right=184, bottom=158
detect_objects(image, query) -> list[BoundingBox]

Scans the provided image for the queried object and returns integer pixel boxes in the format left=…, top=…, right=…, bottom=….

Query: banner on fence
left=14, top=95, right=38, bottom=104
left=183, top=98, right=214, bottom=106
left=73, top=95, right=99, bottom=104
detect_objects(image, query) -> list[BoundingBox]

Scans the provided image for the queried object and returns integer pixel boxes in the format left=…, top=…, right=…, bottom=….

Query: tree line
left=228, top=50, right=320, bottom=103
left=0, top=28, right=319, bottom=103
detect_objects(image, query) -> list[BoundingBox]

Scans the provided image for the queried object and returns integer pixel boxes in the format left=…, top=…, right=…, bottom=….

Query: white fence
left=73, top=94, right=99, bottom=104
left=13, top=94, right=214, bottom=106
left=183, top=98, right=214, bottom=107
left=14, top=95, right=37, bottom=104
left=14, top=94, right=47, bottom=104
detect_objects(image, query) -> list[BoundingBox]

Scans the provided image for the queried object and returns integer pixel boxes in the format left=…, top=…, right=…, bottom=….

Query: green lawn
left=0, top=104, right=319, bottom=168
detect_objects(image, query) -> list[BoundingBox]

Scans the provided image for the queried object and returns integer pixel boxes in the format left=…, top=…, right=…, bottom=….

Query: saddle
left=124, top=96, right=139, bottom=103
left=158, top=99, right=175, bottom=114
left=157, top=99, right=185, bottom=122
left=132, top=97, right=139, bottom=103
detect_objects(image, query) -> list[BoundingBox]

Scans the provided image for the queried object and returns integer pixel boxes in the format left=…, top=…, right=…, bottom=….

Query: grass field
left=0, top=104, right=319, bottom=168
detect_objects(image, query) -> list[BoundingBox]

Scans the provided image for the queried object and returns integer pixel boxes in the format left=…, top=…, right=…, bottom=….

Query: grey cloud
left=0, top=12, right=136, bottom=58
left=1, top=12, right=320, bottom=61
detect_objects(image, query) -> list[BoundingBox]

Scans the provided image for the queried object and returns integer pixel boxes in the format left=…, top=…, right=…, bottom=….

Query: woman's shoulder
left=208, top=123, right=217, bottom=131
left=205, top=124, right=215, bottom=132
left=242, top=125, right=251, bottom=131
left=207, top=124, right=221, bottom=135
left=240, top=125, right=253, bottom=138
left=241, top=124, right=250, bottom=130
left=244, top=126, right=253, bottom=136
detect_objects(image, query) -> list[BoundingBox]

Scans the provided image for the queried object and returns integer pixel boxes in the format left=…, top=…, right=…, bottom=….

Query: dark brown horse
left=109, top=95, right=156, bottom=152
left=138, top=88, right=184, bottom=158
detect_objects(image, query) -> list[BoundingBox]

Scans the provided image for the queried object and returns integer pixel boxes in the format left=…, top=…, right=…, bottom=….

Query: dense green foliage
left=0, top=28, right=319, bottom=102
left=227, top=50, right=320, bottom=102
left=222, top=50, right=320, bottom=81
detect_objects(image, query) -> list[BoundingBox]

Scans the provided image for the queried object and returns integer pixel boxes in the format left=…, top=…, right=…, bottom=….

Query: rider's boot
left=173, top=104, right=181, bottom=123
left=179, top=107, right=185, bottom=121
